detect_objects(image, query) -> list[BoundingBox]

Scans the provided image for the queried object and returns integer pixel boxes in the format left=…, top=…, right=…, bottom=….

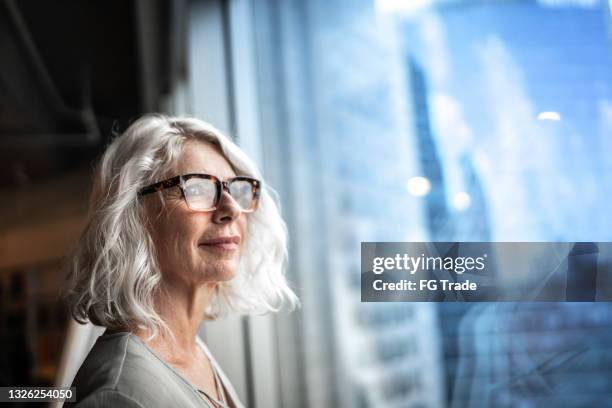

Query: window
left=227, top=1, right=612, bottom=407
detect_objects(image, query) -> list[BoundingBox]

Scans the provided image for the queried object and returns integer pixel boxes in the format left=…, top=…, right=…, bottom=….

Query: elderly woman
left=64, top=115, right=298, bottom=407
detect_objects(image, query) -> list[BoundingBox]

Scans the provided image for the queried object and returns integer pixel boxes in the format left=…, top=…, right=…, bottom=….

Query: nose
left=212, top=189, right=241, bottom=223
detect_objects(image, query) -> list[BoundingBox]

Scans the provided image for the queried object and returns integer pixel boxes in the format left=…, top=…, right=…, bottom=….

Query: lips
left=199, top=235, right=241, bottom=251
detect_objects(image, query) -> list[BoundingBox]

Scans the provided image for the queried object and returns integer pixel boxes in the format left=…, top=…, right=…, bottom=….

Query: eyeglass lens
left=182, top=178, right=255, bottom=211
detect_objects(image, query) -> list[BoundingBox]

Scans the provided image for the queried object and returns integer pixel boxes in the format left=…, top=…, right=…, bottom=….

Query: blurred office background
left=1, top=0, right=612, bottom=407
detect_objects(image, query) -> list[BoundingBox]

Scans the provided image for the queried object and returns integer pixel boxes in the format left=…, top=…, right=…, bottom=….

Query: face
left=144, top=140, right=248, bottom=289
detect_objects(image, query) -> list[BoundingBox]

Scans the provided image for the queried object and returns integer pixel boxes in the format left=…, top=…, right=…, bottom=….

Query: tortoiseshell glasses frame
left=138, top=173, right=261, bottom=213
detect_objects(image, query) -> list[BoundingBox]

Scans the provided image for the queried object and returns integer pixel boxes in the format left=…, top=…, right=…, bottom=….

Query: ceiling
left=0, top=0, right=179, bottom=188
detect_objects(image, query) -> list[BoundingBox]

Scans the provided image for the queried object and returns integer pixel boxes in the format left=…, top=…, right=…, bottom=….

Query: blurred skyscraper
left=406, top=58, right=454, bottom=241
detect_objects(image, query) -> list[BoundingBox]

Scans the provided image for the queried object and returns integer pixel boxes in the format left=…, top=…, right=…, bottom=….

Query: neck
left=134, top=279, right=217, bottom=360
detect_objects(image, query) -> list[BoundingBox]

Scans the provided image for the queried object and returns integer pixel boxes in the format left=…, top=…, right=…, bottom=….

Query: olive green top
left=65, top=331, right=244, bottom=408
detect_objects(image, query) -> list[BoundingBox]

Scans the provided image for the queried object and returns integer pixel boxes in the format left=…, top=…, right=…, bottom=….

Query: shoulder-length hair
left=65, top=114, right=298, bottom=337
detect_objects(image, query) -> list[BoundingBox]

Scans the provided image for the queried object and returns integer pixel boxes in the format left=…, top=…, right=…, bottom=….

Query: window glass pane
left=248, top=1, right=612, bottom=406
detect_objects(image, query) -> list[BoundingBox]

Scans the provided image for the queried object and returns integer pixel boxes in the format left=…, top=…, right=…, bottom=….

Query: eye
left=229, top=180, right=256, bottom=211
left=185, top=184, right=204, bottom=195
left=231, top=182, right=251, bottom=197
left=183, top=179, right=216, bottom=198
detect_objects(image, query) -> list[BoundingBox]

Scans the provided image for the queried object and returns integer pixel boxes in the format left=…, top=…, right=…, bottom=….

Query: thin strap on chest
left=197, top=363, right=228, bottom=408
left=195, top=338, right=230, bottom=408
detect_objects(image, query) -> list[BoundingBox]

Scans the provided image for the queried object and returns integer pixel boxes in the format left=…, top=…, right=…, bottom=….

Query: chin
left=200, top=263, right=239, bottom=283
left=219, top=265, right=239, bottom=282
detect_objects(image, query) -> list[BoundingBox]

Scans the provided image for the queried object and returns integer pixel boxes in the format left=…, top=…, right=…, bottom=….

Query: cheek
left=238, top=218, right=249, bottom=253
left=151, top=213, right=203, bottom=269
left=154, top=228, right=186, bottom=270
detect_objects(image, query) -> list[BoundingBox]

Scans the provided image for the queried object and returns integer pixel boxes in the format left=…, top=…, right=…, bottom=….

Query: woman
left=64, top=114, right=298, bottom=407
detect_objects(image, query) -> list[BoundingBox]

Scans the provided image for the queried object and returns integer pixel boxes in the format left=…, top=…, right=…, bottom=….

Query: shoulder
left=71, top=332, right=149, bottom=390
left=70, top=332, right=191, bottom=406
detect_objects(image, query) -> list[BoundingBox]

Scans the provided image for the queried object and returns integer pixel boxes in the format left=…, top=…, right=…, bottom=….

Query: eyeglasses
left=138, top=173, right=261, bottom=213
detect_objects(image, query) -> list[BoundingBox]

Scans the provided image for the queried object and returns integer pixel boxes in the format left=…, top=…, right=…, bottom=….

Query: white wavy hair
left=65, top=114, right=298, bottom=337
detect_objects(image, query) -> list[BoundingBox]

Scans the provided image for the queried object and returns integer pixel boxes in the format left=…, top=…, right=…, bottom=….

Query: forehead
left=176, top=139, right=236, bottom=178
